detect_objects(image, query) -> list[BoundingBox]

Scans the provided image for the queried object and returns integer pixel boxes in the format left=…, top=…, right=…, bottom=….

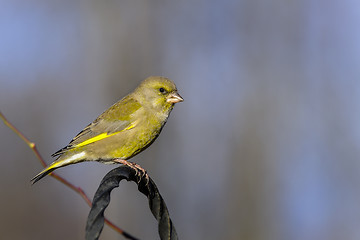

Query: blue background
left=1, top=1, right=360, bottom=239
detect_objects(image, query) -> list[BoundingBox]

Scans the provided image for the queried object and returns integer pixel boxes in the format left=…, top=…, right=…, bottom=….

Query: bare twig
left=0, top=111, right=128, bottom=236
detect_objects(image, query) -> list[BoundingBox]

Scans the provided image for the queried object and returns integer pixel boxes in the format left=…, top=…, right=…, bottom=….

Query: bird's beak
left=167, top=92, right=184, bottom=103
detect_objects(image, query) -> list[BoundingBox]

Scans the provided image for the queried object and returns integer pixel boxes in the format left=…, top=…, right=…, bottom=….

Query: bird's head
left=135, top=76, right=183, bottom=114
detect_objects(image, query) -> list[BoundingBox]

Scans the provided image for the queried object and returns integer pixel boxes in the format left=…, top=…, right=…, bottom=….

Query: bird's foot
left=114, top=159, right=149, bottom=184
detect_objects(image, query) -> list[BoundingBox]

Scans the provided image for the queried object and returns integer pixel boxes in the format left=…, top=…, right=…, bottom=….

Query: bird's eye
left=159, top=87, right=166, bottom=94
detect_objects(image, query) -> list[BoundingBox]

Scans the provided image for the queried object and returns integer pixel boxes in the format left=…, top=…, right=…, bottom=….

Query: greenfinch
left=31, top=76, right=183, bottom=184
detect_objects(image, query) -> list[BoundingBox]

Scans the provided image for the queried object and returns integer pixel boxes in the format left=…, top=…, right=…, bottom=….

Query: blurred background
left=1, top=0, right=360, bottom=239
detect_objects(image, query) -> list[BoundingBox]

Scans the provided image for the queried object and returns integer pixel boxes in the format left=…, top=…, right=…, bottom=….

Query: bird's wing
left=52, top=96, right=142, bottom=157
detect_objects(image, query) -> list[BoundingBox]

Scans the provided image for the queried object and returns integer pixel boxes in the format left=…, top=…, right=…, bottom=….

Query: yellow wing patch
left=75, top=123, right=137, bottom=148
left=75, top=132, right=119, bottom=147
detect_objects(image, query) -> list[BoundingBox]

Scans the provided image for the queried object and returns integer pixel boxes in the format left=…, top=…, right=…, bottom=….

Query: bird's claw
left=114, top=159, right=149, bottom=185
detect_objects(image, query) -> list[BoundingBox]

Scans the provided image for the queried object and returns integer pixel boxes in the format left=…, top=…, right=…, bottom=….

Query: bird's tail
left=31, top=152, right=86, bottom=184
left=31, top=165, right=57, bottom=184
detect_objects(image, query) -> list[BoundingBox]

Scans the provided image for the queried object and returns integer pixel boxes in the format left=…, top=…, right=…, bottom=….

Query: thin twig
left=0, top=111, right=127, bottom=236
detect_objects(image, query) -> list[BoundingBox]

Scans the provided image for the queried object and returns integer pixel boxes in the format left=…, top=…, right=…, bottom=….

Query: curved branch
left=86, top=165, right=178, bottom=240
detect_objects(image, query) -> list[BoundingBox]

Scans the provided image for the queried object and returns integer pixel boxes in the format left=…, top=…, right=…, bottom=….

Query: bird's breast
left=106, top=115, right=164, bottom=159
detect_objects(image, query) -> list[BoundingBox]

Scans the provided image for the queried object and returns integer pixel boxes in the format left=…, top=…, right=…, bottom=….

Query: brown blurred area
left=1, top=1, right=360, bottom=239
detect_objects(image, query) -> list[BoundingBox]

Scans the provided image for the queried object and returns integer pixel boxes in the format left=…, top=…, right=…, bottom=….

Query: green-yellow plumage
left=31, top=76, right=183, bottom=184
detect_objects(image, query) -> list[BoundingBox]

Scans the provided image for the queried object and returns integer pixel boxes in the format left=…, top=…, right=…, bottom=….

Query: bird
left=31, top=76, right=183, bottom=184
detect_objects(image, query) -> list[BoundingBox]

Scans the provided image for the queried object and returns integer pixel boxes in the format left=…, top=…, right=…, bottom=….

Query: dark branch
left=86, top=165, right=178, bottom=240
